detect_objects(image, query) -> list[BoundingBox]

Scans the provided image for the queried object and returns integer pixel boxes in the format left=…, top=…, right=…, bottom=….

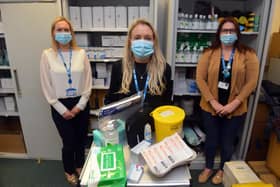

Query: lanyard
left=133, top=68, right=149, bottom=103
left=58, top=48, right=73, bottom=86
left=221, top=48, right=235, bottom=79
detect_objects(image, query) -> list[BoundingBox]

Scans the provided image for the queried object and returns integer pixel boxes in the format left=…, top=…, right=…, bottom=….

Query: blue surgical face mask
left=55, top=32, right=72, bottom=45
left=220, top=33, right=237, bottom=46
left=131, top=39, right=154, bottom=58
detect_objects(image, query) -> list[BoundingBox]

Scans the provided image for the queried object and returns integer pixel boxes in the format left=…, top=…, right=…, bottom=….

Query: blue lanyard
left=58, top=48, right=73, bottom=86
left=221, top=48, right=235, bottom=79
left=133, top=68, right=149, bottom=103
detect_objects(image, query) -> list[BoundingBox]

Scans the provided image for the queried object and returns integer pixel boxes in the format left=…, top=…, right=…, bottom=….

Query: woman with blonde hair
left=40, top=16, right=92, bottom=185
left=105, top=19, right=172, bottom=147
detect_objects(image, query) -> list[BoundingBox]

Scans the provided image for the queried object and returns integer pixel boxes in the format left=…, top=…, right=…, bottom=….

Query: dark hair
left=208, top=17, right=254, bottom=54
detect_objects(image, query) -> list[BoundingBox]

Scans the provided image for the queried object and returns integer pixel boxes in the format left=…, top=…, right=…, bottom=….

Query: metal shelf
left=174, top=92, right=201, bottom=96
left=177, top=29, right=259, bottom=35
left=0, top=88, right=16, bottom=94
left=0, top=66, right=10, bottom=70
left=74, top=27, right=128, bottom=32
left=0, top=111, right=19, bottom=117
left=89, top=58, right=121, bottom=63
left=175, top=63, right=197, bottom=67
left=92, top=85, right=109, bottom=90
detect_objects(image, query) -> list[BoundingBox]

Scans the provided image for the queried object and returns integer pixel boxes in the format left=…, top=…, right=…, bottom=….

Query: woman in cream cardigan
left=196, top=17, right=259, bottom=185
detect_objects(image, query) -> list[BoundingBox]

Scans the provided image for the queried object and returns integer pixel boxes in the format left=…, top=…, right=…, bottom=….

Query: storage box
left=69, top=6, right=81, bottom=28
left=81, top=7, right=92, bottom=29
left=116, top=6, right=127, bottom=28
left=268, top=32, right=280, bottom=58
left=223, top=161, right=261, bottom=187
left=104, top=6, right=116, bottom=28
left=0, top=133, right=26, bottom=153
left=139, top=6, right=150, bottom=20
left=259, top=173, right=280, bottom=187
left=75, top=33, right=89, bottom=47
left=248, top=161, right=271, bottom=175
left=92, top=6, right=104, bottom=28
left=266, top=133, right=280, bottom=178
left=4, top=96, right=16, bottom=112
left=128, top=7, right=139, bottom=26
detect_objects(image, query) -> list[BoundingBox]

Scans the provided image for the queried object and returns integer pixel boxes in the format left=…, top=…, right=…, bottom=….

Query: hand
left=62, top=110, right=75, bottom=120
left=71, top=106, right=81, bottom=116
left=219, top=99, right=241, bottom=116
left=209, top=99, right=224, bottom=114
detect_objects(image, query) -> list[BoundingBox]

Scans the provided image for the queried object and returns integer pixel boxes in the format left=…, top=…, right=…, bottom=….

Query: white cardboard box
left=128, top=7, right=139, bottom=26
left=81, top=7, right=93, bottom=29
left=104, top=6, right=116, bottom=28
left=116, top=6, right=127, bottom=28
left=92, top=6, right=104, bottom=28
left=75, top=33, right=89, bottom=47
left=223, top=161, right=261, bottom=187
left=139, top=6, right=150, bottom=20
left=4, top=96, right=16, bottom=112
left=69, top=6, right=81, bottom=28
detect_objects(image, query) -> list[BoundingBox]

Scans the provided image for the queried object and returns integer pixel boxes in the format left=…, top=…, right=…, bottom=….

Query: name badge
left=218, top=81, right=229, bottom=90
left=66, top=88, right=77, bottom=97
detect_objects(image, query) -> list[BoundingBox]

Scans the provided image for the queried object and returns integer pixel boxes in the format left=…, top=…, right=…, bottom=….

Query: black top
left=218, top=59, right=232, bottom=105
left=104, top=61, right=173, bottom=109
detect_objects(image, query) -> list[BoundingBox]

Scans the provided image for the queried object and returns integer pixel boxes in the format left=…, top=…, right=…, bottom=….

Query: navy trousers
left=202, top=110, right=246, bottom=170
left=51, top=97, right=90, bottom=174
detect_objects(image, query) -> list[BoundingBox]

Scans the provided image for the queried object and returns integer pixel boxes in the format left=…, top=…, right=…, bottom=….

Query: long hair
left=120, top=19, right=167, bottom=95
left=208, top=17, right=254, bottom=53
left=51, top=16, right=79, bottom=51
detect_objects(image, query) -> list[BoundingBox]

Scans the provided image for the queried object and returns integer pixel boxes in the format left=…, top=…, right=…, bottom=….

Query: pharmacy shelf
left=0, top=88, right=15, bottom=94
left=74, top=27, right=128, bottom=32
left=0, top=66, right=10, bottom=70
left=0, top=111, right=19, bottom=117
left=175, top=63, right=197, bottom=67
left=89, top=58, right=121, bottom=63
left=177, top=29, right=259, bottom=35
left=174, top=92, right=201, bottom=96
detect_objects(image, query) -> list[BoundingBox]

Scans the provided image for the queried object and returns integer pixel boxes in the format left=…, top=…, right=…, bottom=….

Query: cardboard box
left=116, top=6, right=127, bottom=28
left=69, top=6, right=81, bottom=28
left=0, top=133, right=26, bottom=153
left=267, top=58, right=280, bottom=85
left=223, top=161, right=261, bottom=187
left=259, top=173, right=280, bottom=187
left=248, top=161, right=271, bottom=174
left=104, top=6, right=116, bottom=28
left=81, top=7, right=93, bottom=29
left=92, top=6, right=104, bottom=28
left=269, top=32, right=280, bottom=58
left=266, top=133, right=280, bottom=178
left=75, top=33, right=89, bottom=47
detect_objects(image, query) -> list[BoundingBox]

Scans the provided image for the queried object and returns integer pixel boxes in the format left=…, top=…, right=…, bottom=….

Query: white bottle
left=178, top=13, right=184, bottom=29
left=193, top=14, right=199, bottom=30
left=199, top=14, right=204, bottom=30
left=212, top=14, right=219, bottom=30
left=104, top=122, right=119, bottom=145
left=191, top=46, right=198, bottom=63
left=206, top=14, right=212, bottom=30
left=176, top=43, right=185, bottom=63
left=184, top=14, right=189, bottom=29
left=184, top=46, right=192, bottom=63
left=144, top=123, right=152, bottom=143
left=188, top=14, right=193, bottom=29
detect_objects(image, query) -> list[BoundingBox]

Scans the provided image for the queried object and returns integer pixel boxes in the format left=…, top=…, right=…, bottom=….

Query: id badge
left=66, top=88, right=77, bottom=97
left=218, top=81, right=229, bottom=90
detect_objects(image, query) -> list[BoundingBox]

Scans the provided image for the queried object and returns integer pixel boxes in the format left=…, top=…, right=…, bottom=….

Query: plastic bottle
left=199, top=14, right=204, bottom=30
left=184, top=46, right=192, bottom=63
left=188, top=14, right=193, bottom=29
left=206, top=14, right=212, bottom=30
left=193, top=14, right=199, bottom=30
left=176, top=42, right=185, bottom=62
left=144, top=123, right=152, bottom=143
left=212, top=14, right=219, bottom=30
left=104, top=121, right=119, bottom=145
left=191, top=46, right=198, bottom=63
left=184, top=14, right=189, bottom=29
left=178, top=13, right=184, bottom=29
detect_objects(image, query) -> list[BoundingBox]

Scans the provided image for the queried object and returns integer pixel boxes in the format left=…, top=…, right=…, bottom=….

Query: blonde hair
left=51, top=16, right=79, bottom=51
left=121, top=19, right=167, bottom=95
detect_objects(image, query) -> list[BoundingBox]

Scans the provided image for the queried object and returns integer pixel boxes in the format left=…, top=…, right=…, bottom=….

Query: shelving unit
left=0, top=20, right=26, bottom=154
left=166, top=0, right=274, bottom=168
